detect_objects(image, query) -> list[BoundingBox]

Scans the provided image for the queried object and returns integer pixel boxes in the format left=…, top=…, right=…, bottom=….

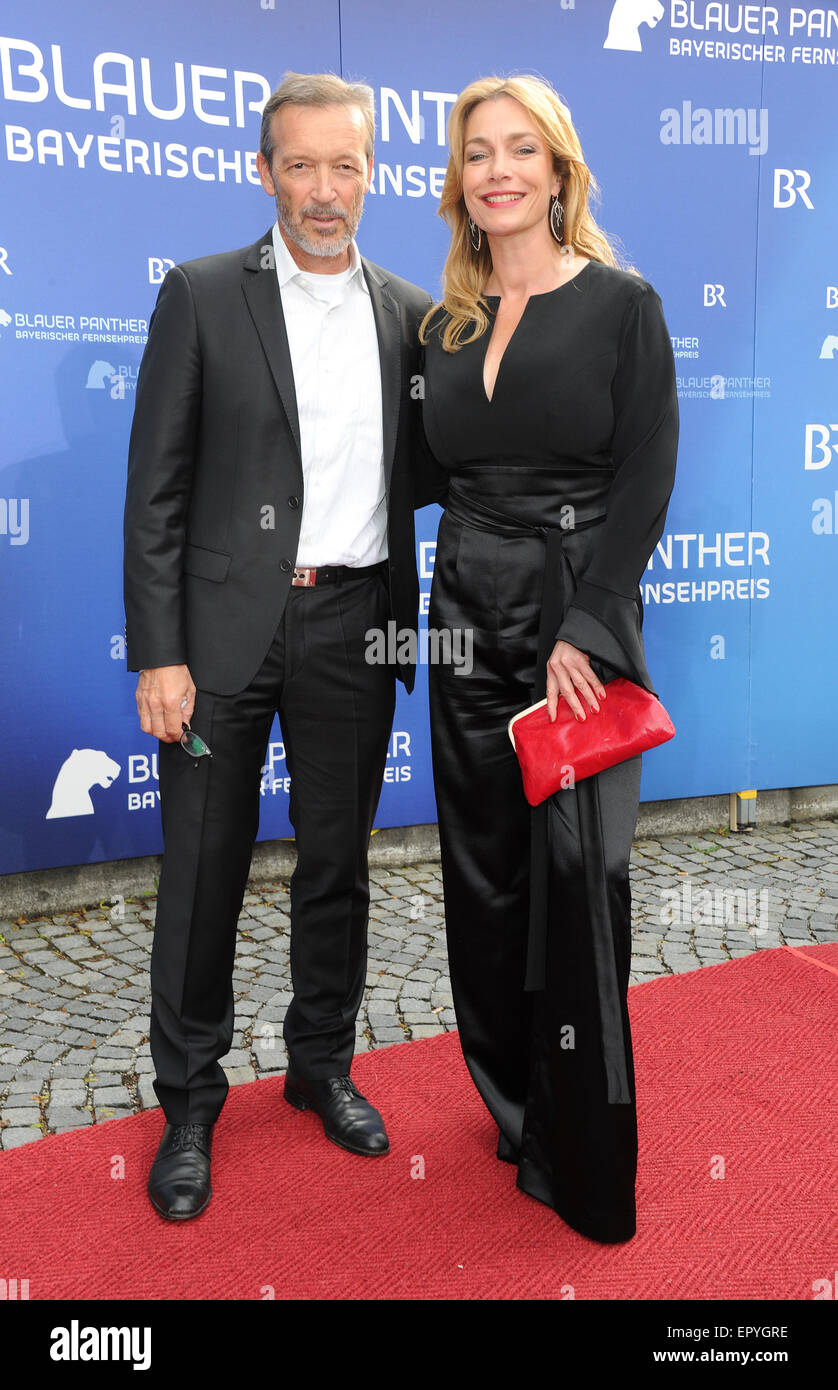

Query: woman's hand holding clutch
left=546, top=640, right=607, bottom=723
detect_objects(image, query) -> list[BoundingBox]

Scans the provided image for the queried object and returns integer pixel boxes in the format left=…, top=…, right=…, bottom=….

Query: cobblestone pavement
left=1, top=820, right=836, bottom=1149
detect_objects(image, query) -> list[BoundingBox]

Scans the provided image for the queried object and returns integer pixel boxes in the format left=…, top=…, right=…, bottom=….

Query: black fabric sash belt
left=443, top=483, right=633, bottom=1105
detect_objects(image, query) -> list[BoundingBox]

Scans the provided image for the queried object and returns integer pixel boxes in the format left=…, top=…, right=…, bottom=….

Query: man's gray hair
left=259, top=72, right=376, bottom=166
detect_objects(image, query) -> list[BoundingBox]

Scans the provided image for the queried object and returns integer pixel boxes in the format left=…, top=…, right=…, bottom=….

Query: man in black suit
left=123, top=72, right=433, bottom=1220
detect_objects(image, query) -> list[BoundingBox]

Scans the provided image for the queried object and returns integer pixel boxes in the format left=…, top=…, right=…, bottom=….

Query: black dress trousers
left=149, top=570, right=395, bottom=1125
left=421, top=260, right=679, bottom=1243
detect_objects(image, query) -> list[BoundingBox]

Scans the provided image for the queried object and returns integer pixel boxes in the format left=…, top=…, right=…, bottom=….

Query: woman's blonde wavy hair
left=419, top=74, right=635, bottom=352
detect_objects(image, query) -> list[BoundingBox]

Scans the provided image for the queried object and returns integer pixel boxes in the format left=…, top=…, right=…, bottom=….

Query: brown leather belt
left=291, top=560, right=388, bottom=588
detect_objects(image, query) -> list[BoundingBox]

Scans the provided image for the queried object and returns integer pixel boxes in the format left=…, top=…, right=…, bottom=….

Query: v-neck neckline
left=480, top=260, right=592, bottom=404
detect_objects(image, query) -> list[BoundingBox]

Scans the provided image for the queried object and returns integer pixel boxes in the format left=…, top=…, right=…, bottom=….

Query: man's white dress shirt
left=270, top=221, right=386, bottom=568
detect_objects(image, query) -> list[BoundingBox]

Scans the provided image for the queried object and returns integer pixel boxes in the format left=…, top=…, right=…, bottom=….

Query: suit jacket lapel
left=363, top=260, right=401, bottom=492
left=241, top=228, right=303, bottom=467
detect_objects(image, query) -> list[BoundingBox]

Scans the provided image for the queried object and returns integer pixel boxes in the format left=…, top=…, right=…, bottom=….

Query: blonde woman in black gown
left=417, top=75, right=679, bottom=1243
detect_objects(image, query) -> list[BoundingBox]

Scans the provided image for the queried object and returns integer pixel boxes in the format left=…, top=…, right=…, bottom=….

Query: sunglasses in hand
left=180, top=722, right=212, bottom=759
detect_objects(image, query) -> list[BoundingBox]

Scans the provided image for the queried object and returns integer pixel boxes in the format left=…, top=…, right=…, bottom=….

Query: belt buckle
left=292, top=566, right=316, bottom=587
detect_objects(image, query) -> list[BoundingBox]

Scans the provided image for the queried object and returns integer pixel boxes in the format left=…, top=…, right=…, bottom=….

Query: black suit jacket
left=123, top=226, right=434, bottom=696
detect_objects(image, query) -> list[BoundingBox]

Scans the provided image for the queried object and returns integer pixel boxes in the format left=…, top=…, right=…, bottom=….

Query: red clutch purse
left=507, top=677, right=675, bottom=807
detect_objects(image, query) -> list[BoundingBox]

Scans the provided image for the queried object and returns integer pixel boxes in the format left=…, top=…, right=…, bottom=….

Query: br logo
left=85, top=359, right=116, bottom=389
left=46, top=749, right=121, bottom=819
left=819, top=335, right=838, bottom=360
left=604, top=0, right=665, bottom=50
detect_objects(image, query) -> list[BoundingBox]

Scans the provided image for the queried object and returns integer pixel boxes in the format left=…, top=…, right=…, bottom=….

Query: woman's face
left=461, top=94, right=561, bottom=241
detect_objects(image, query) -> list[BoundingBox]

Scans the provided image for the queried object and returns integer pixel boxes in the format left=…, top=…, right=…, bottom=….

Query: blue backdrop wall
left=1, top=1, right=836, bottom=875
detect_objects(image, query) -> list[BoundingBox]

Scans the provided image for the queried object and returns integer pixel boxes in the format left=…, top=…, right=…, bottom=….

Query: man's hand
left=136, top=665, right=195, bottom=742
left=546, top=641, right=607, bottom=723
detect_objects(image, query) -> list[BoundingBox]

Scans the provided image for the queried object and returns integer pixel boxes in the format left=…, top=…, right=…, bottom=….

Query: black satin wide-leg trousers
left=428, top=510, right=641, bottom=1244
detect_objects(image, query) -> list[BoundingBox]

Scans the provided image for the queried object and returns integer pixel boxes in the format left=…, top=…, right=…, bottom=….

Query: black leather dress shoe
left=284, top=1074, right=389, bottom=1156
left=147, top=1122, right=214, bottom=1220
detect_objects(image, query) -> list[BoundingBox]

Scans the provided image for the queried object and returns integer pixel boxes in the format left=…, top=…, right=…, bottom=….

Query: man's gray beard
left=275, top=198, right=362, bottom=258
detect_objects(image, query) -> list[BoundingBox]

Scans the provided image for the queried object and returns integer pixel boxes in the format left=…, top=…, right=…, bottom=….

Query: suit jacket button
left=288, top=495, right=300, bottom=509
left=279, top=558, right=292, bottom=572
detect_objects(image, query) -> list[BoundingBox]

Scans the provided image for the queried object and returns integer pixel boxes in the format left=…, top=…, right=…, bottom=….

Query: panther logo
left=604, top=0, right=665, bottom=51
left=85, top=359, right=117, bottom=389
left=46, top=748, right=121, bottom=819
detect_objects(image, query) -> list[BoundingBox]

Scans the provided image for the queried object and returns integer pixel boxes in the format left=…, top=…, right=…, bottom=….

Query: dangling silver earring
left=550, top=196, right=564, bottom=244
left=468, top=216, right=482, bottom=253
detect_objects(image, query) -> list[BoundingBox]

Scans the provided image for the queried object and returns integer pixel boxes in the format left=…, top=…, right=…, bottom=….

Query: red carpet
left=1, top=944, right=836, bottom=1300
